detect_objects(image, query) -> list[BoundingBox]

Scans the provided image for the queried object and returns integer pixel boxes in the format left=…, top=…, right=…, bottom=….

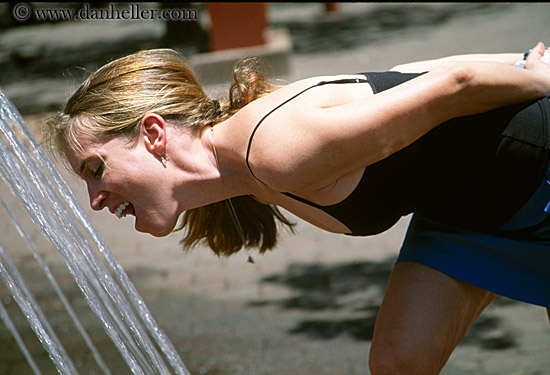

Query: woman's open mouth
left=115, top=201, right=135, bottom=218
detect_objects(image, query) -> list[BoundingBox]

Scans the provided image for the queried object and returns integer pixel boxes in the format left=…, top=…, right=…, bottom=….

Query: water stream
left=0, top=87, right=190, bottom=374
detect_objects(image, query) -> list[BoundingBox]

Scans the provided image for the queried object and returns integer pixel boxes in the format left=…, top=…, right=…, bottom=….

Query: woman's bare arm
left=390, top=53, right=523, bottom=73
left=391, top=42, right=550, bottom=73
left=251, top=47, right=550, bottom=192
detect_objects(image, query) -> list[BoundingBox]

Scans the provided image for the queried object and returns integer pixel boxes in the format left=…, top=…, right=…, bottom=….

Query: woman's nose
left=87, top=182, right=107, bottom=211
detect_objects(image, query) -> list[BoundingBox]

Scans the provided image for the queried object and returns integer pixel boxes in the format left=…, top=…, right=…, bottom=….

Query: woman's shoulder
left=236, top=73, right=373, bottom=192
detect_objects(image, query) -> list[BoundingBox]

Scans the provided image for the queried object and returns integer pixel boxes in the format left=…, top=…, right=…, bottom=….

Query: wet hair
left=45, top=48, right=294, bottom=257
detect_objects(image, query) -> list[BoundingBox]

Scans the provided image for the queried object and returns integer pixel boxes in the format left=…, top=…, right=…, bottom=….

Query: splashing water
left=0, top=88, right=190, bottom=374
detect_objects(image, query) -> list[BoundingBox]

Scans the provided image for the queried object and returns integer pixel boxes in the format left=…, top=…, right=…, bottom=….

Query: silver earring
left=160, top=155, right=167, bottom=167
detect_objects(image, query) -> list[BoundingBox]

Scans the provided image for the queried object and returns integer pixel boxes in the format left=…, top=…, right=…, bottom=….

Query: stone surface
left=1, top=3, right=549, bottom=374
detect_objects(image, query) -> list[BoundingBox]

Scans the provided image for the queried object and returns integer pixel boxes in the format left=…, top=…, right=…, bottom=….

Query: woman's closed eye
left=93, top=162, right=104, bottom=180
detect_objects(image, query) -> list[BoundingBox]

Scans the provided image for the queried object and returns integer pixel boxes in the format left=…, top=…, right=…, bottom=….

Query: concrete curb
left=189, top=28, right=293, bottom=85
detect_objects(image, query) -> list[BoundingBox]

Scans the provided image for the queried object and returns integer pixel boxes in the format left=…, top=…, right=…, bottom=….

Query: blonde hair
left=45, top=48, right=294, bottom=256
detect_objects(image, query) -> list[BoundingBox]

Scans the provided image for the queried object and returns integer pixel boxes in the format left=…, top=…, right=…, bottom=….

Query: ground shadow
left=0, top=256, right=522, bottom=375
left=251, top=257, right=519, bottom=350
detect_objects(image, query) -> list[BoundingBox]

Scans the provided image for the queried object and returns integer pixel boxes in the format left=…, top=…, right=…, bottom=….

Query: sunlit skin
left=65, top=134, right=181, bottom=236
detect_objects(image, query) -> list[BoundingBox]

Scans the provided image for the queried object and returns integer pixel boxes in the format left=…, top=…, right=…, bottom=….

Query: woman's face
left=65, top=134, right=180, bottom=237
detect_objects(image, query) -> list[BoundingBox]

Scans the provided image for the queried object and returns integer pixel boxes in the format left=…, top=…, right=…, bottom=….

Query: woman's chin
left=135, top=221, right=173, bottom=237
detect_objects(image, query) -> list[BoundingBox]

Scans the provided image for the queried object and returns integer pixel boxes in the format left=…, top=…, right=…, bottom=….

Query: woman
left=46, top=42, right=550, bottom=374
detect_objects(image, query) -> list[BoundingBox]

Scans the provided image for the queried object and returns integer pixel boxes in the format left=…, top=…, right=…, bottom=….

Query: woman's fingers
left=524, top=42, right=550, bottom=72
left=527, top=42, right=546, bottom=61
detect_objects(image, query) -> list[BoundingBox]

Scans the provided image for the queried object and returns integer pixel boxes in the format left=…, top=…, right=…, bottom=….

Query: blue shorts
left=398, top=164, right=550, bottom=307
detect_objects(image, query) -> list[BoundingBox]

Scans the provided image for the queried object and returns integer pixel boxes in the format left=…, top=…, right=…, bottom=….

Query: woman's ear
left=140, top=113, right=167, bottom=156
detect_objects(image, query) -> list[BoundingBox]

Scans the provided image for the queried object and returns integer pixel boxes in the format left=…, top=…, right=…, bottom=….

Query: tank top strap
left=245, top=76, right=370, bottom=184
left=281, top=192, right=326, bottom=209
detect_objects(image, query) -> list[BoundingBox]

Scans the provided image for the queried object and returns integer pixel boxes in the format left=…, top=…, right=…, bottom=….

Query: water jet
left=0, top=87, right=190, bottom=374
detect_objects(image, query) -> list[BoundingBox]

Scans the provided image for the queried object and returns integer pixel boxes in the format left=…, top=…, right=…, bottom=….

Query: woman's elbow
left=437, top=61, right=475, bottom=90
left=427, top=62, right=476, bottom=104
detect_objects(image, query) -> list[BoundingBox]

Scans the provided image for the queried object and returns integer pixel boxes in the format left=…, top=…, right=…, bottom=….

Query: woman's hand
left=524, top=42, right=550, bottom=72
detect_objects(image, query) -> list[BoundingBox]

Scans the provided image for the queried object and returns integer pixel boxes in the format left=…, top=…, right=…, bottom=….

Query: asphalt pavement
left=1, top=3, right=549, bottom=374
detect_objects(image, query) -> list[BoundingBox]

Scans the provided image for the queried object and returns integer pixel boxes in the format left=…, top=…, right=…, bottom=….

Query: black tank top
left=246, top=72, right=550, bottom=235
